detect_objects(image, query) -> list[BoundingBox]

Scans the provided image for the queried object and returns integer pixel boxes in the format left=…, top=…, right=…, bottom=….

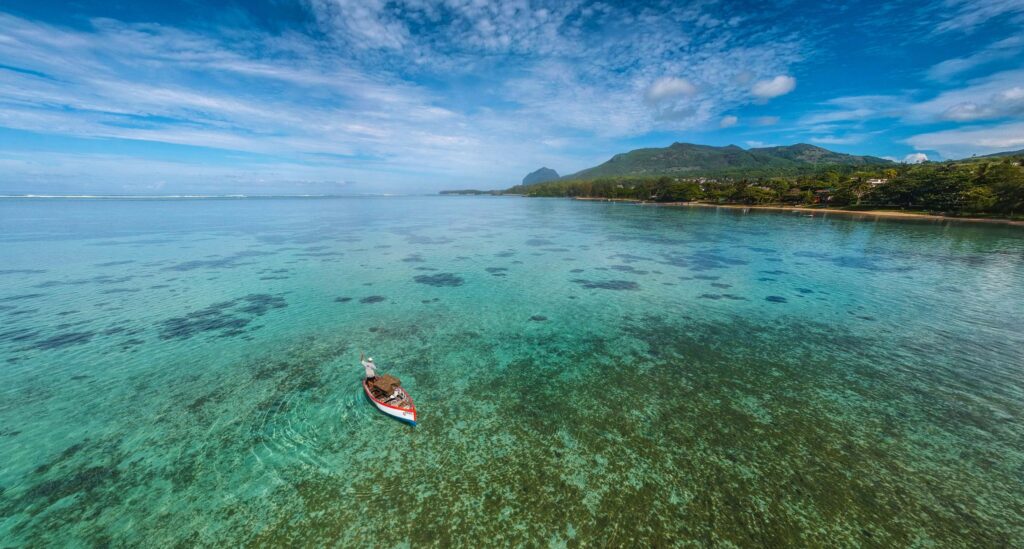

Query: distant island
left=441, top=142, right=1024, bottom=219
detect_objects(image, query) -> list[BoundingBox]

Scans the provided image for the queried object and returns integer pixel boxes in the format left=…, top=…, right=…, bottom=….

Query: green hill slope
left=565, top=142, right=893, bottom=179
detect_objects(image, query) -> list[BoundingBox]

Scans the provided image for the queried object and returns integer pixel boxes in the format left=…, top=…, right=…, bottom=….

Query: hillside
left=565, top=142, right=893, bottom=180
left=978, top=149, right=1024, bottom=159
left=522, top=167, right=560, bottom=185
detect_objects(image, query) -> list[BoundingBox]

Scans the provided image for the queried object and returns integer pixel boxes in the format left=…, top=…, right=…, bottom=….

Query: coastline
left=571, top=197, right=1024, bottom=227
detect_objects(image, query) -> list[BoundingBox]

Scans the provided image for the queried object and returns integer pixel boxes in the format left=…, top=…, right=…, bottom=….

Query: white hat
left=368, top=357, right=374, bottom=362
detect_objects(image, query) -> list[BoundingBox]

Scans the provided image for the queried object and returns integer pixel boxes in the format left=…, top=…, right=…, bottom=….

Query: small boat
left=363, top=378, right=417, bottom=426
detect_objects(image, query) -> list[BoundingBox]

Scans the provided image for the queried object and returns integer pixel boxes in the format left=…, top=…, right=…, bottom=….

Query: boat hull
left=363, top=380, right=417, bottom=426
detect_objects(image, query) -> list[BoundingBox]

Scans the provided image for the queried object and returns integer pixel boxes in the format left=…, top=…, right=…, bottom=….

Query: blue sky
left=1, top=0, right=1023, bottom=194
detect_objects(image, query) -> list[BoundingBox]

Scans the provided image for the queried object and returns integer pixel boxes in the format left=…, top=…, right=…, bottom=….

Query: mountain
left=565, top=142, right=894, bottom=180
left=523, top=167, right=560, bottom=185
left=978, top=149, right=1024, bottom=159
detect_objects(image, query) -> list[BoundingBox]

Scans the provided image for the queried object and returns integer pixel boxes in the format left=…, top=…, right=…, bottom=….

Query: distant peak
left=522, top=167, right=560, bottom=185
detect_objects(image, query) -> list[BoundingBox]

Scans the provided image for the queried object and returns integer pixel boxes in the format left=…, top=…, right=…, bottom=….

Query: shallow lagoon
left=1, top=196, right=1022, bottom=545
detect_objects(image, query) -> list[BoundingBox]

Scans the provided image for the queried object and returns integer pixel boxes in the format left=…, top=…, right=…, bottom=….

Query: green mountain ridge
left=979, top=149, right=1024, bottom=159
left=563, top=142, right=894, bottom=180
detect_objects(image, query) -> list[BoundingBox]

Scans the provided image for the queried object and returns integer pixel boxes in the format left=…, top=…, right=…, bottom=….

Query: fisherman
left=360, top=352, right=377, bottom=381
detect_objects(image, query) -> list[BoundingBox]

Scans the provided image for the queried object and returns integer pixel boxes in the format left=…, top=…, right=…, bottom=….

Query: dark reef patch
left=765, top=295, right=788, bottom=303
left=413, top=273, right=464, bottom=287
left=711, top=283, right=732, bottom=289
left=35, top=275, right=134, bottom=288
left=406, top=235, right=454, bottom=245
left=610, top=265, right=649, bottom=275
left=525, top=238, right=554, bottom=247
left=797, top=288, right=814, bottom=294
left=0, top=269, right=46, bottom=275
left=295, top=251, right=345, bottom=258
left=402, top=254, right=426, bottom=263
left=0, top=293, right=45, bottom=302
left=529, top=315, right=548, bottom=322
left=659, top=249, right=748, bottom=272
left=700, top=293, right=746, bottom=301
left=334, top=297, right=353, bottom=303
left=27, top=331, right=94, bottom=350
left=164, top=250, right=275, bottom=272
left=793, top=251, right=914, bottom=273
left=569, top=269, right=585, bottom=273
left=693, top=275, right=720, bottom=281
left=360, top=295, right=387, bottom=304
left=0, top=327, right=39, bottom=344
left=571, top=279, right=639, bottom=291
left=157, top=294, right=286, bottom=340
left=609, top=253, right=652, bottom=263
left=235, top=294, right=287, bottom=316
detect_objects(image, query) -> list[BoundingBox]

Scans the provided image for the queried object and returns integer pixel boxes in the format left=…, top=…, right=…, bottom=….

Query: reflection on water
left=1, top=196, right=1022, bottom=545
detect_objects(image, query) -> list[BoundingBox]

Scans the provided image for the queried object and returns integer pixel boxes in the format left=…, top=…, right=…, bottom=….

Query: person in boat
left=360, top=352, right=377, bottom=381
left=385, top=386, right=405, bottom=404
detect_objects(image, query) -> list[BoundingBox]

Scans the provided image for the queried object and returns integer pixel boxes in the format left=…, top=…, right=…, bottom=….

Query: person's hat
left=368, top=357, right=374, bottom=362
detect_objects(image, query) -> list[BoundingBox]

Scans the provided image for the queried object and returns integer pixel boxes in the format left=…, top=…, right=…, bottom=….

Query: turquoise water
left=1, top=196, right=1022, bottom=545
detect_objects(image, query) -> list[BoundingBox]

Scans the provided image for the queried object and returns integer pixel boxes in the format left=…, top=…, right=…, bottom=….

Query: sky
left=0, top=0, right=1023, bottom=195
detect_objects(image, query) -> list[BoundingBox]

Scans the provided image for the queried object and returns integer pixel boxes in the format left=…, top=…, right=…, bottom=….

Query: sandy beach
left=571, top=197, right=1024, bottom=227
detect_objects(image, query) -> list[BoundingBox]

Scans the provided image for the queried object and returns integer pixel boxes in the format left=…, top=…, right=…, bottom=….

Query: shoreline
left=570, top=197, right=1024, bottom=227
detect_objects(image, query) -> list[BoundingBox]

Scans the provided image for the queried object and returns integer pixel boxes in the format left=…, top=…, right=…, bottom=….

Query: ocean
left=1, top=196, right=1022, bottom=545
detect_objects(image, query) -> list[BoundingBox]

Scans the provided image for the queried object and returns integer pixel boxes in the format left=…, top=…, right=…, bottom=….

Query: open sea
left=1, top=196, right=1022, bottom=546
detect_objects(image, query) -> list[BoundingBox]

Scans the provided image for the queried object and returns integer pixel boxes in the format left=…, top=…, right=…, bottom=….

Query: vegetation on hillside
left=508, top=155, right=1024, bottom=216
left=564, top=142, right=893, bottom=180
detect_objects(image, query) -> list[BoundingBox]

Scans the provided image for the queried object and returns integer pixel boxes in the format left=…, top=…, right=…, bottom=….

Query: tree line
left=507, top=156, right=1024, bottom=216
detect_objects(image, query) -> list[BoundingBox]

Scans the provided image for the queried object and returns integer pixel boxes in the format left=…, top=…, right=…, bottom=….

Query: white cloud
left=811, top=134, right=864, bottom=145
left=719, top=115, right=738, bottom=128
left=907, top=122, right=1024, bottom=158
left=645, top=77, right=697, bottom=104
left=753, top=116, right=780, bottom=126
left=798, top=95, right=907, bottom=126
left=933, top=0, right=1024, bottom=33
left=902, top=153, right=928, bottom=163
left=908, top=70, right=1024, bottom=123
left=927, top=36, right=1024, bottom=80
left=800, top=71, right=1024, bottom=133
left=745, top=140, right=777, bottom=148
left=751, top=75, right=796, bottom=99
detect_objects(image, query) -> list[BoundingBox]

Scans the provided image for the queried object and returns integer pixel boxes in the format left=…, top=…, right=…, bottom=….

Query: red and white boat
left=363, top=379, right=417, bottom=426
